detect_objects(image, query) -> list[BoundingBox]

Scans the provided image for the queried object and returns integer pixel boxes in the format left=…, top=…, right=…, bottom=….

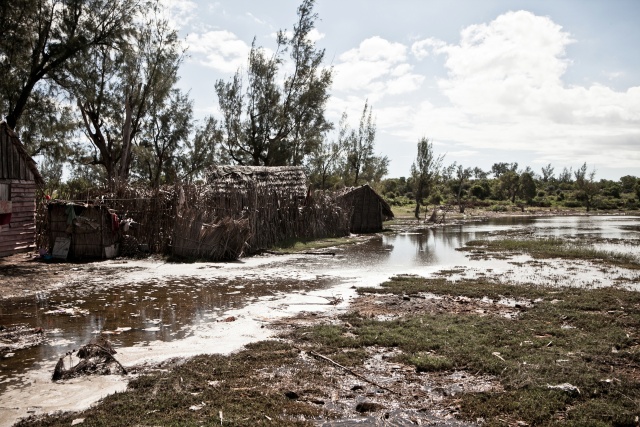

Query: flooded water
left=1, top=215, right=639, bottom=425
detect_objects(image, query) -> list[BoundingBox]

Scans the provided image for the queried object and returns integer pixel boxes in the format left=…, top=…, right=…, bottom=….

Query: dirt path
left=0, top=253, right=76, bottom=300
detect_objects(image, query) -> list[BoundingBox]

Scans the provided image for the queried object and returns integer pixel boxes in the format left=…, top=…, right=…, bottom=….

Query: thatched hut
left=173, top=166, right=309, bottom=259
left=0, top=122, right=44, bottom=257
left=337, top=184, right=394, bottom=233
left=173, top=166, right=353, bottom=260
left=47, top=201, right=122, bottom=259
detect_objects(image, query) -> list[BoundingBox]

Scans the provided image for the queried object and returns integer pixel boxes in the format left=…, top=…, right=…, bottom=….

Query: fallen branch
left=303, top=349, right=400, bottom=396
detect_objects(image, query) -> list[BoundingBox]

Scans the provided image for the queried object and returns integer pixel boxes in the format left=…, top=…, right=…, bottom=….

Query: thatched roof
left=0, top=121, right=44, bottom=185
left=205, top=166, right=307, bottom=197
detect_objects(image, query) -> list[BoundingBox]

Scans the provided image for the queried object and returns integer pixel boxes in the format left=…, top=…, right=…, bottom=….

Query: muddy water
left=1, top=215, right=639, bottom=425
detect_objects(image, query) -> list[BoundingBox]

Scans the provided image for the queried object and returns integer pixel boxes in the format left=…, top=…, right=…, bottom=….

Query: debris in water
left=52, top=336, right=127, bottom=381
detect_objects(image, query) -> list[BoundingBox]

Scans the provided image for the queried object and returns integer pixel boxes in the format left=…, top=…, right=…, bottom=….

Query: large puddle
left=1, top=215, right=639, bottom=425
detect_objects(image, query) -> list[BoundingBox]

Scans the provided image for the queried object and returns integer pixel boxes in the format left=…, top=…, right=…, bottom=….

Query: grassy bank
left=17, top=276, right=640, bottom=427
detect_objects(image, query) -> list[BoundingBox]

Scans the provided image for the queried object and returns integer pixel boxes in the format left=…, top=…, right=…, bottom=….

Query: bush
left=387, top=195, right=413, bottom=206
left=563, top=200, right=582, bottom=208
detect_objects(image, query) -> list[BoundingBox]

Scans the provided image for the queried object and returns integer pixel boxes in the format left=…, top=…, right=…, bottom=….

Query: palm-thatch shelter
left=337, top=184, right=394, bottom=233
left=172, top=166, right=351, bottom=260
left=47, top=201, right=122, bottom=259
left=0, top=122, right=44, bottom=257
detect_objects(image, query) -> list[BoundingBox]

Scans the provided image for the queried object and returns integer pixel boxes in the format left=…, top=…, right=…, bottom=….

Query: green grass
left=296, top=277, right=640, bottom=426
left=269, top=236, right=353, bottom=253
left=465, top=237, right=640, bottom=269
left=358, top=274, right=552, bottom=300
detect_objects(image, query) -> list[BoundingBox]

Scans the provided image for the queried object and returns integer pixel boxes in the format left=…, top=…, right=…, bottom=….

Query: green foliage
left=520, top=172, right=536, bottom=203
left=215, top=0, right=332, bottom=167
left=411, top=137, right=444, bottom=218
left=342, top=101, right=389, bottom=186
left=0, top=0, right=140, bottom=131
left=70, top=9, right=186, bottom=188
left=347, top=277, right=640, bottom=426
left=470, top=181, right=491, bottom=200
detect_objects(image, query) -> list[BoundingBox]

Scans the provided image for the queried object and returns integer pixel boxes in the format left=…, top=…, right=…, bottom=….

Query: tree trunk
left=414, top=182, right=423, bottom=219
left=6, top=77, right=39, bottom=130
left=119, top=96, right=133, bottom=181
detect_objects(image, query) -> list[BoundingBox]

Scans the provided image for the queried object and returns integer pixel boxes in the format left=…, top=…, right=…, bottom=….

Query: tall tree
left=344, top=101, right=381, bottom=186
left=520, top=172, right=537, bottom=204
left=450, top=163, right=472, bottom=213
left=499, top=170, right=521, bottom=203
left=411, top=137, right=444, bottom=219
left=0, top=0, right=140, bottom=131
left=574, top=163, right=599, bottom=212
left=178, top=116, right=224, bottom=185
left=306, top=112, right=347, bottom=190
left=215, top=0, right=332, bottom=166
left=541, top=163, right=555, bottom=183
left=134, top=89, right=193, bottom=187
left=68, top=9, right=184, bottom=188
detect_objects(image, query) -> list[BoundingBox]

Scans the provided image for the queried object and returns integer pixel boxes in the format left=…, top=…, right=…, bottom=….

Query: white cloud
left=333, top=36, right=424, bottom=97
left=307, top=28, right=326, bottom=43
left=339, top=36, right=407, bottom=63
left=410, top=38, right=446, bottom=60
left=157, top=0, right=198, bottom=30
left=403, top=10, right=640, bottom=170
left=186, top=30, right=251, bottom=73
left=246, top=12, right=267, bottom=26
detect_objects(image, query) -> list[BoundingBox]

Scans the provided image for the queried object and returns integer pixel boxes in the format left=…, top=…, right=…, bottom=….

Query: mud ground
left=0, top=253, right=122, bottom=300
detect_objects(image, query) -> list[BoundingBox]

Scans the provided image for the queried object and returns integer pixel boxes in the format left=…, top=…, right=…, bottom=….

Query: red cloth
left=111, top=213, right=120, bottom=232
left=0, top=213, right=11, bottom=225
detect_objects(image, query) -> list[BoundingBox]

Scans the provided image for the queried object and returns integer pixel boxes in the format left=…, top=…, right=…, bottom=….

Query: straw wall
left=46, top=166, right=353, bottom=261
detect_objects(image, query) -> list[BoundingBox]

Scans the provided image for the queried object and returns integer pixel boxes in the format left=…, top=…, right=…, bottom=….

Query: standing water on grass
left=0, top=215, right=638, bottom=425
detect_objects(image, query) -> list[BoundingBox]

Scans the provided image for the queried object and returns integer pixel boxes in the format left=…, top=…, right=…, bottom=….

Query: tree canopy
left=215, top=0, right=332, bottom=167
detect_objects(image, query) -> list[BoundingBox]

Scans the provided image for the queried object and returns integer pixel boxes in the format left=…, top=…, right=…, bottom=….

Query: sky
left=160, top=0, right=640, bottom=180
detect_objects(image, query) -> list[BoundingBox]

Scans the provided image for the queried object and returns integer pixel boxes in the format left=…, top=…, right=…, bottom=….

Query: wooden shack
left=47, top=201, right=122, bottom=259
left=0, top=122, right=44, bottom=257
left=337, top=184, right=394, bottom=233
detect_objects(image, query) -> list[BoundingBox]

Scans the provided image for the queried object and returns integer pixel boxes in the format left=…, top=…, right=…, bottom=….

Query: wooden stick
left=304, top=349, right=400, bottom=396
